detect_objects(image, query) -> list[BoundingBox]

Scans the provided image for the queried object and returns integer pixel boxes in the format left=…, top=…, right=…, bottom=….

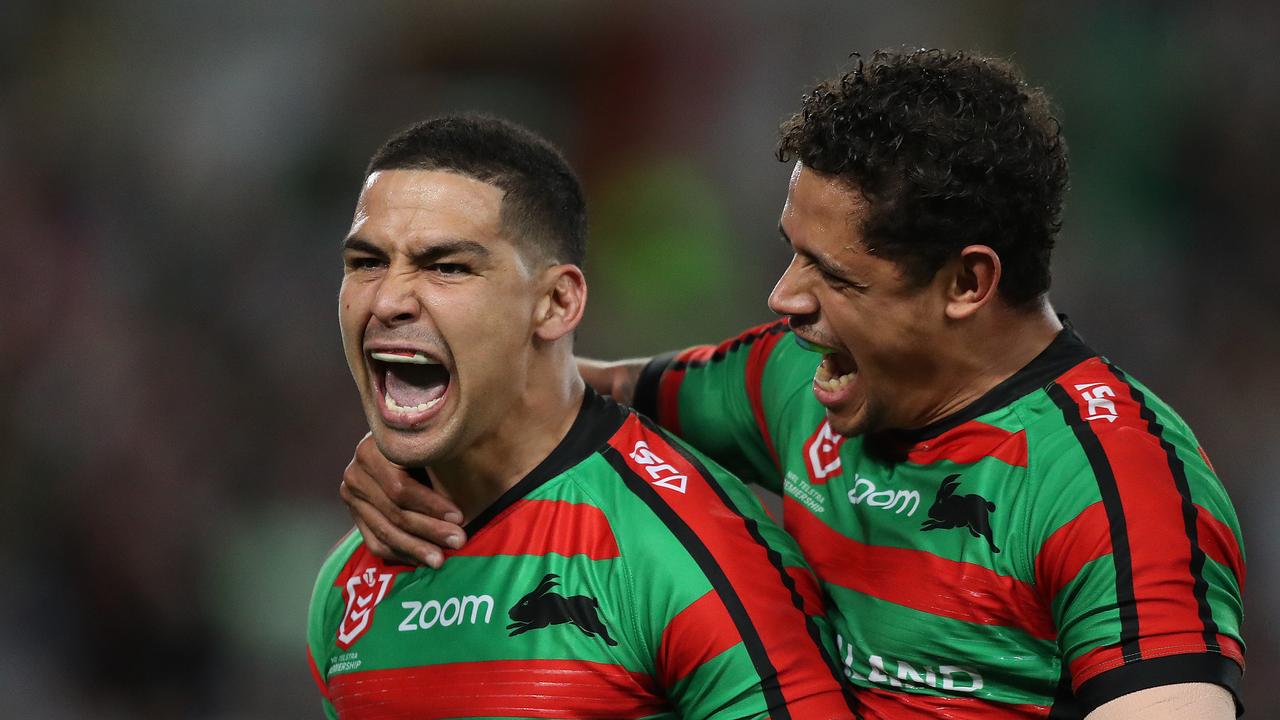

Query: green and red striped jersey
left=634, top=320, right=1246, bottom=719
left=307, top=388, right=860, bottom=720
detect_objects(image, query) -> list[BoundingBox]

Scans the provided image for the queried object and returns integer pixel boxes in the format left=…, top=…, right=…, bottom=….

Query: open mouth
left=369, top=349, right=451, bottom=424
left=814, top=350, right=858, bottom=393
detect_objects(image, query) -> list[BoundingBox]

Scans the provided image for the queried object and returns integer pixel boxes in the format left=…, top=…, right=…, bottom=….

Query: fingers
left=344, top=485, right=447, bottom=568
left=350, top=511, right=422, bottom=567
left=340, top=432, right=468, bottom=568
left=352, top=433, right=463, bottom=523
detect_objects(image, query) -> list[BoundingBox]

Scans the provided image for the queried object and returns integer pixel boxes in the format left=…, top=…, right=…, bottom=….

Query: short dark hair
left=778, top=49, right=1069, bottom=305
left=367, top=114, right=586, bottom=267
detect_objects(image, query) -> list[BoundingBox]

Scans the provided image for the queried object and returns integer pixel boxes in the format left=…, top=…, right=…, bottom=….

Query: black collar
left=878, top=317, right=1096, bottom=446
left=461, top=386, right=629, bottom=536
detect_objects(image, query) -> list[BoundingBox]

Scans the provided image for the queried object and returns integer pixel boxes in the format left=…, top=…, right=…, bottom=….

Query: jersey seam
left=1010, top=398, right=1041, bottom=592
left=1075, top=644, right=1240, bottom=680
left=767, top=372, right=814, bottom=489
left=565, top=466, right=652, bottom=670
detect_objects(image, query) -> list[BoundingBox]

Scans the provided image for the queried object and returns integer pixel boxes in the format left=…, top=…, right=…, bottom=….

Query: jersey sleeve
left=1032, top=362, right=1246, bottom=716
left=601, top=415, right=857, bottom=719
left=632, top=320, right=815, bottom=493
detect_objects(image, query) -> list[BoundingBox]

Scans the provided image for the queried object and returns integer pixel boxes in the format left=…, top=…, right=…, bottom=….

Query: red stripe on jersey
left=783, top=496, right=1055, bottom=639
left=307, top=646, right=328, bottom=700
left=1196, top=506, right=1245, bottom=590
left=743, top=324, right=786, bottom=470
left=1069, top=636, right=1246, bottom=688
left=907, top=422, right=1028, bottom=468
left=1216, top=634, right=1246, bottom=666
left=657, top=591, right=740, bottom=687
left=785, top=565, right=827, bottom=618
left=335, top=543, right=412, bottom=583
left=447, top=499, right=619, bottom=560
left=855, top=684, right=1050, bottom=719
left=328, top=659, right=666, bottom=719
left=1068, top=645, right=1127, bottom=687
left=659, top=345, right=717, bottom=436
left=608, top=416, right=855, bottom=717
left=1034, top=502, right=1112, bottom=602
left=1055, top=359, right=1210, bottom=660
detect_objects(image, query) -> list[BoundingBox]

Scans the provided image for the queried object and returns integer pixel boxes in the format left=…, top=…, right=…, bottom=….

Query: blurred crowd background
left=1, top=1, right=1275, bottom=717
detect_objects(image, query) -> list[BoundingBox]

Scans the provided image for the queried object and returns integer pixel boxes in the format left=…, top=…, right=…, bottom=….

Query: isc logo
left=1073, top=382, right=1118, bottom=423
left=629, top=440, right=688, bottom=493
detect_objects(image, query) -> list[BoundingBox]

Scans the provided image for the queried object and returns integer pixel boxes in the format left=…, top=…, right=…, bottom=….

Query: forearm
left=1085, top=682, right=1234, bottom=720
left=577, top=357, right=648, bottom=406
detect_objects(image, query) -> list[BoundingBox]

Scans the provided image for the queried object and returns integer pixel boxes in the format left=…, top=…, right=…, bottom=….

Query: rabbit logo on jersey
left=507, top=573, right=618, bottom=646
left=337, top=565, right=394, bottom=648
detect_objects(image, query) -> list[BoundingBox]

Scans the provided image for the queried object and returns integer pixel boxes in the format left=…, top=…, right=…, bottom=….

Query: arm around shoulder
left=577, top=356, right=649, bottom=406
left=1086, top=682, right=1235, bottom=720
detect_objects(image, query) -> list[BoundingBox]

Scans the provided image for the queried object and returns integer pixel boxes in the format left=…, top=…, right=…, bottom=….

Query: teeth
left=383, top=388, right=443, bottom=414
left=815, top=373, right=854, bottom=392
left=371, top=351, right=438, bottom=365
left=814, top=355, right=855, bottom=392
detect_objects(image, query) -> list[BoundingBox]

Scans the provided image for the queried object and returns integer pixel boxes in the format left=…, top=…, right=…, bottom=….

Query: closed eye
left=345, top=254, right=384, bottom=271
left=819, top=267, right=854, bottom=290
left=430, top=262, right=469, bottom=276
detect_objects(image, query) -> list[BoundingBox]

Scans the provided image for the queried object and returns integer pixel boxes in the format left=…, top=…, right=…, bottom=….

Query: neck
left=427, top=353, right=585, bottom=524
left=915, top=300, right=1062, bottom=427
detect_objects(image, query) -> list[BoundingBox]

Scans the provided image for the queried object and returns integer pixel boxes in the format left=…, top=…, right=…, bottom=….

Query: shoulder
left=1018, top=355, right=1244, bottom=579
left=312, top=529, right=365, bottom=602
left=585, top=410, right=743, bottom=544
left=1022, top=356, right=1228, bottom=498
left=587, top=409, right=801, bottom=571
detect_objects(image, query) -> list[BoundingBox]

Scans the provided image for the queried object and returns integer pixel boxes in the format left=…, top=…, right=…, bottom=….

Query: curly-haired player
left=341, top=51, right=1245, bottom=719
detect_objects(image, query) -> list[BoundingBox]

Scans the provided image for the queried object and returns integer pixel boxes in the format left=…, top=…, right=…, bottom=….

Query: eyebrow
left=342, top=236, right=493, bottom=263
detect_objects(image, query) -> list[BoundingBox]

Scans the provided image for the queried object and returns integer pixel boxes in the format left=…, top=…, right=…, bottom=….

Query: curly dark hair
left=778, top=49, right=1069, bottom=304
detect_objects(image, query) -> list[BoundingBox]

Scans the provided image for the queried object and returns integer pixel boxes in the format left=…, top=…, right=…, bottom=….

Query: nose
left=370, top=268, right=420, bottom=326
left=768, top=255, right=818, bottom=319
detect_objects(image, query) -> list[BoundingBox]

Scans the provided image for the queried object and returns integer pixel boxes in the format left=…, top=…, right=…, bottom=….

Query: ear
left=942, top=245, right=1001, bottom=320
left=533, top=264, right=587, bottom=342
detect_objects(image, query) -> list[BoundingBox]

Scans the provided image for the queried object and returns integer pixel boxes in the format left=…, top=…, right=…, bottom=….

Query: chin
left=824, top=394, right=877, bottom=437
left=826, top=413, right=868, bottom=438
left=367, top=425, right=442, bottom=468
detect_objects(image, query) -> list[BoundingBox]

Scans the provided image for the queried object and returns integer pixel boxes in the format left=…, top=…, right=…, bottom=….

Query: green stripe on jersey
left=828, top=585, right=1060, bottom=706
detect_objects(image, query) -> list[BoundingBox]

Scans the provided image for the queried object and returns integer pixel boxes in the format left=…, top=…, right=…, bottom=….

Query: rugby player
left=308, top=115, right=859, bottom=719
left=340, top=53, right=1245, bottom=719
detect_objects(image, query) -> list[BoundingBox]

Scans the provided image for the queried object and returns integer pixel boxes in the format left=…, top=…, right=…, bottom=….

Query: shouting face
left=768, top=163, right=954, bottom=437
left=339, top=169, right=548, bottom=466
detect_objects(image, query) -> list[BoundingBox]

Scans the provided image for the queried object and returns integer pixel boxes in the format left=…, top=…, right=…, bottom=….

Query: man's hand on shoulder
left=339, top=432, right=466, bottom=569
left=577, top=357, right=646, bottom=406
left=1086, top=682, right=1235, bottom=720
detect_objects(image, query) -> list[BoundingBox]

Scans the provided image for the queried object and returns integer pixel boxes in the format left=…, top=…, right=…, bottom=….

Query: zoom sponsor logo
left=846, top=473, right=920, bottom=516
left=398, top=594, right=494, bottom=631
